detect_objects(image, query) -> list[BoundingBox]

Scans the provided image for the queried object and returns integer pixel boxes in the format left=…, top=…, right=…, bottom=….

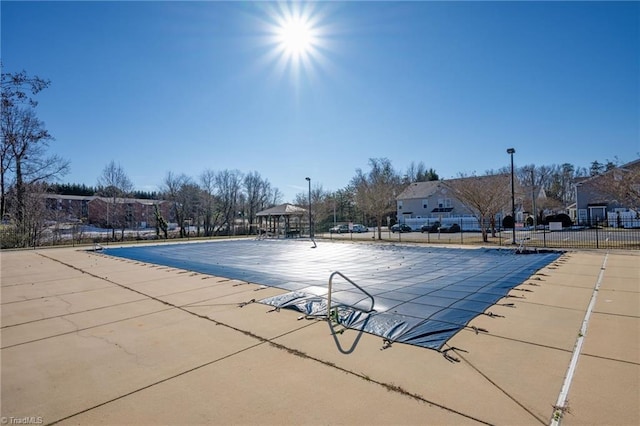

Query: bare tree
left=2, top=106, right=69, bottom=246
left=269, top=187, right=283, bottom=206
left=294, top=182, right=330, bottom=232
left=2, top=68, right=49, bottom=220
left=443, top=173, right=511, bottom=242
left=517, top=164, right=555, bottom=224
left=544, top=163, right=587, bottom=208
left=1, top=181, right=48, bottom=247
left=199, top=169, right=221, bottom=237
left=2, top=69, right=69, bottom=236
left=162, top=172, right=197, bottom=238
left=404, top=161, right=439, bottom=183
left=351, top=158, right=402, bottom=240
left=215, top=169, right=243, bottom=235
left=97, top=161, right=134, bottom=240
left=243, top=171, right=275, bottom=234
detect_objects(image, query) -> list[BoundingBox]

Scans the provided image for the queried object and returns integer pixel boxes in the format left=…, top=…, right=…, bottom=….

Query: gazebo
left=255, top=203, right=308, bottom=238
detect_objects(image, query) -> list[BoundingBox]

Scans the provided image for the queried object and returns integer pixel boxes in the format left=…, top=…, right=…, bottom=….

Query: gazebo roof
left=256, top=203, right=307, bottom=217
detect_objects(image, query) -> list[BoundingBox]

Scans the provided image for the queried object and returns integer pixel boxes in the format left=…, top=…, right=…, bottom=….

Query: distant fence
left=506, top=219, right=640, bottom=250
left=319, top=218, right=640, bottom=250
left=399, top=217, right=640, bottom=250
left=2, top=218, right=639, bottom=250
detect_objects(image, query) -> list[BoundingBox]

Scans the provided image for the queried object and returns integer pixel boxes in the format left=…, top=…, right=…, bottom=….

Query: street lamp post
left=507, top=148, right=516, bottom=244
left=305, top=177, right=312, bottom=238
left=531, top=168, right=537, bottom=230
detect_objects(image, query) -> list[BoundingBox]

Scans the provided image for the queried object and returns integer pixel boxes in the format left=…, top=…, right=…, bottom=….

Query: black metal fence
left=502, top=219, right=640, bottom=250
left=319, top=218, right=640, bottom=250
left=2, top=218, right=640, bottom=250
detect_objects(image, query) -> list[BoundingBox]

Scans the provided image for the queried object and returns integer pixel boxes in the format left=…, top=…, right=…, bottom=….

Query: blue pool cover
left=104, top=240, right=561, bottom=350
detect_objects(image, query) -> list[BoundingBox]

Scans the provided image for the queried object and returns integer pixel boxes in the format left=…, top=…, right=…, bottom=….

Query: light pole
left=507, top=148, right=516, bottom=244
left=305, top=177, right=312, bottom=238
left=531, top=168, right=537, bottom=230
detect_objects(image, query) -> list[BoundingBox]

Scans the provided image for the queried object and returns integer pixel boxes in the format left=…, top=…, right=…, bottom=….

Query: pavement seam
left=591, top=310, right=639, bottom=319
left=0, top=307, right=175, bottom=350
left=0, top=275, right=88, bottom=288
left=445, top=344, right=548, bottom=425
left=45, top=339, right=270, bottom=425
left=39, top=251, right=496, bottom=426
left=457, top=327, right=574, bottom=354
left=579, top=352, right=640, bottom=366
left=0, top=297, right=149, bottom=329
left=0, top=285, right=115, bottom=305
left=551, top=252, right=609, bottom=426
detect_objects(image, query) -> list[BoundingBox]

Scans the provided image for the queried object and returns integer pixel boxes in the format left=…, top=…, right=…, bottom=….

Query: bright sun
left=277, top=17, right=314, bottom=57
left=261, top=1, right=329, bottom=82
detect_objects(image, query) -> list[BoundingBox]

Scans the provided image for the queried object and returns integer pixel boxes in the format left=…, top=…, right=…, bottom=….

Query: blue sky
left=2, top=1, right=638, bottom=202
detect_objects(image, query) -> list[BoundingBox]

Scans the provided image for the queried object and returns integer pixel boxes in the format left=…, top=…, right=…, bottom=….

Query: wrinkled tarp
left=105, top=240, right=561, bottom=350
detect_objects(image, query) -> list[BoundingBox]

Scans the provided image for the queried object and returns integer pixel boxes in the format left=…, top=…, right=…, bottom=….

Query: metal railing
left=326, top=271, right=376, bottom=354
left=327, top=271, right=375, bottom=319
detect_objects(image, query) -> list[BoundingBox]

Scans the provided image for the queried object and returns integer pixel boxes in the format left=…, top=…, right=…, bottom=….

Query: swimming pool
left=105, top=239, right=562, bottom=350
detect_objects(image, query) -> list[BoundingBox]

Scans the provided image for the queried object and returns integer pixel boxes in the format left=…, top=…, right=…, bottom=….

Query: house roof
left=621, top=158, right=640, bottom=170
left=397, top=174, right=520, bottom=201
left=576, top=157, right=640, bottom=186
left=91, top=196, right=165, bottom=205
left=256, top=203, right=307, bottom=217
left=43, top=194, right=96, bottom=201
left=43, top=193, right=166, bottom=205
left=396, top=181, right=446, bottom=200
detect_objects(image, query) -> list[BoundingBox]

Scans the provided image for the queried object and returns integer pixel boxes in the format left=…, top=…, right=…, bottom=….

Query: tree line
left=47, top=182, right=160, bottom=200
left=2, top=69, right=637, bottom=247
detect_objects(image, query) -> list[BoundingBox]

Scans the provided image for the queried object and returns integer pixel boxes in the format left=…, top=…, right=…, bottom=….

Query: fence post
left=460, top=218, right=464, bottom=244
left=595, top=220, right=599, bottom=249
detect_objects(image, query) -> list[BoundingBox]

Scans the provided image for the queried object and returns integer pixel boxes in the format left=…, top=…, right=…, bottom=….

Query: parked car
left=330, top=224, right=349, bottom=233
left=421, top=222, right=441, bottom=233
left=421, top=222, right=461, bottom=233
left=391, top=224, right=412, bottom=233
left=351, top=224, right=368, bottom=233
left=441, top=223, right=461, bottom=233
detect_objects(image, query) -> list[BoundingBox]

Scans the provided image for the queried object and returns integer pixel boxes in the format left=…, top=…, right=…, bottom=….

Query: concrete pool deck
left=1, top=242, right=638, bottom=425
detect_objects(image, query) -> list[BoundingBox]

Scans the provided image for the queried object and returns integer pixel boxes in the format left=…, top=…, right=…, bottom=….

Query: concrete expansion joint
left=449, top=345, right=549, bottom=425
left=551, top=252, right=609, bottom=426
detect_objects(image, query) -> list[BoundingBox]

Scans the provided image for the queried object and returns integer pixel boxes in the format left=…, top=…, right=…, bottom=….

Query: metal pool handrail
left=327, top=271, right=375, bottom=318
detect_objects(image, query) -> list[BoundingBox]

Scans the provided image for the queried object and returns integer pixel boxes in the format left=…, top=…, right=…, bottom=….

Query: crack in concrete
left=76, top=328, right=146, bottom=366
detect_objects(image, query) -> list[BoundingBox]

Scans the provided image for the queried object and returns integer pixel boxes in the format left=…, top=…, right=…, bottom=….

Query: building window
left=422, top=199, right=428, bottom=209
left=437, top=198, right=451, bottom=208
left=126, top=204, right=134, bottom=225
left=398, top=200, right=403, bottom=210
